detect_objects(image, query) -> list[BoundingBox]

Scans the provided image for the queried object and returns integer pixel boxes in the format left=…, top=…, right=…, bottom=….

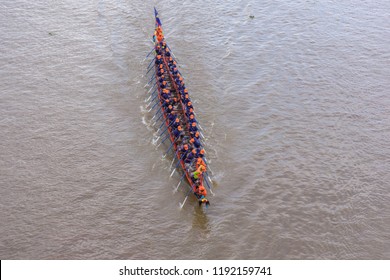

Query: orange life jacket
left=198, top=186, right=207, bottom=196
left=196, top=164, right=206, bottom=174
left=157, top=34, right=164, bottom=42
left=196, top=158, right=206, bottom=170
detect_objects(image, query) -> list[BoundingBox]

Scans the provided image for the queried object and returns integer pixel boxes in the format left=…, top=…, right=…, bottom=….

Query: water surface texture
left=1, top=0, right=389, bottom=259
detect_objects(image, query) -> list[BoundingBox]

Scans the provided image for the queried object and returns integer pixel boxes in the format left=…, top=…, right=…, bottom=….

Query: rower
left=179, top=143, right=189, bottom=158
left=168, top=99, right=177, bottom=109
left=196, top=184, right=207, bottom=198
left=156, top=25, right=162, bottom=33
left=173, top=125, right=184, bottom=139
left=186, top=101, right=193, bottom=111
left=176, top=76, right=183, bottom=87
left=166, top=104, right=173, bottom=114
left=169, top=60, right=177, bottom=69
left=158, top=75, right=165, bottom=83
left=155, top=54, right=163, bottom=64
left=192, top=165, right=206, bottom=181
left=182, top=93, right=190, bottom=104
left=191, top=137, right=201, bottom=149
left=185, top=148, right=197, bottom=164
left=160, top=80, right=167, bottom=89
left=156, top=27, right=164, bottom=42
left=168, top=59, right=176, bottom=69
left=186, top=107, right=194, bottom=117
left=157, top=68, right=164, bottom=77
left=188, top=114, right=196, bottom=124
left=196, top=157, right=206, bottom=170
left=172, top=117, right=181, bottom=129
left=161, top=89, right=170, bottom=100
left=178, top=81, right=186, bottom=92
left=189, top=122, right=198, bottom=136
left=197, top=148, right=205, bottom=158
left=162, top=99, right=170, bottom=108
left=155, top=45, right=162, bottom=55
left=189, top=137, right=195, bottom=147
left=167, top=112, right=177, bottom=123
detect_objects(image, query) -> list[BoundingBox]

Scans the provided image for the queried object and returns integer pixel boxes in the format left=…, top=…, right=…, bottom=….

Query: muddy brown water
left=1, top=0, right=389, bottom=259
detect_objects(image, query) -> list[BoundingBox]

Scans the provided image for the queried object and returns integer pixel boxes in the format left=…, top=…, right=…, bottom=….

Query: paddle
left=156, top=119, right=177, bottom=143
left=146, top=57, right=155, bottom=72
left=163, top=138, right=176, bottom=157
left=170, top=153, right=186, bottom=177
left=146, top=94, right=159, bottom=109
left=146, top=73, right=156, bottom=86
left=204, top=175, right=214, bottom=195
left=145, top=88, right=157, bottom=102
left=174, top=173, right=186, bottom=193
left=179, top=188, right=192, bottom=209
left=152, top=111, right=164, bottom=125
left=147, top=99, right=160, bottom=112
left=145, top=48, right=155, bottom=60
left=157, top=133, right=170, bottom=148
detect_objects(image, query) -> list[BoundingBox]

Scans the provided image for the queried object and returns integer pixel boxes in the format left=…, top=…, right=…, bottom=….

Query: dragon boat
left=145, top=8, right=213, bottom=208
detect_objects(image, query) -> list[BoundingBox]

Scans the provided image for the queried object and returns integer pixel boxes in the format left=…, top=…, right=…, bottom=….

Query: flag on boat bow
left=154, top=7, right=162, bottom=27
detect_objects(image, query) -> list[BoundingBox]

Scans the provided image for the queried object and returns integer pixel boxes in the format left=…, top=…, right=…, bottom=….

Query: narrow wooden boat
left=145, top=8, right=212, bottom=208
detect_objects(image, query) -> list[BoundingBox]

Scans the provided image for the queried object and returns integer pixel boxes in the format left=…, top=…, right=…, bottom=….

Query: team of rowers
left=154, top=40, right=208, bottom=199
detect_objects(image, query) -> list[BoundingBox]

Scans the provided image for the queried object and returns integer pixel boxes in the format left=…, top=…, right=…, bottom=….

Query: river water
left=1, top=0, right=389, bottom=259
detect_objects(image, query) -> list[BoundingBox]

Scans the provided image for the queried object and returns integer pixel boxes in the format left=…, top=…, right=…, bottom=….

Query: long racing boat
left=145, top=8, right=213, bottom=208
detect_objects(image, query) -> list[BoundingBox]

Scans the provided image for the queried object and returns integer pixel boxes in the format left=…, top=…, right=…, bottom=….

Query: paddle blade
left=179, top=196, right=188, bottom=209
